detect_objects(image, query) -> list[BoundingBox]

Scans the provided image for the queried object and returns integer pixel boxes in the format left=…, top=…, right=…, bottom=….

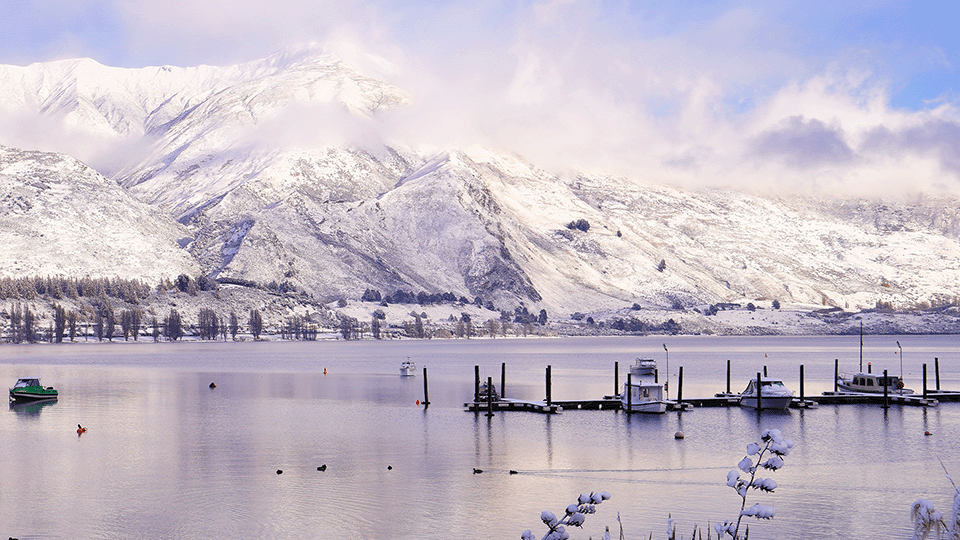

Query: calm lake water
left=2, top=334, right=959, bottom=539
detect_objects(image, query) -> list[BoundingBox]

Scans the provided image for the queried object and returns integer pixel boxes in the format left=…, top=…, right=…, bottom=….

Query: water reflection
left=9, top=399, right=57, bottom=417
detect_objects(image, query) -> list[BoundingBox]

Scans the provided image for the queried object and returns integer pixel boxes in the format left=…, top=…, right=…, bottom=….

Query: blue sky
left=2, top=1, right=960, bottom=195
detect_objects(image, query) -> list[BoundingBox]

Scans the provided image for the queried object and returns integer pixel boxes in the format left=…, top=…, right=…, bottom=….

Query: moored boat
left=837, top=372, right=913, bottom=394
left=9, top=378, right=58, bottom=402
left=620, top=358, right=668, bottom=413
left=400, top=359, right=417, bottom=376
left=739, top=377, right=793, bottom=410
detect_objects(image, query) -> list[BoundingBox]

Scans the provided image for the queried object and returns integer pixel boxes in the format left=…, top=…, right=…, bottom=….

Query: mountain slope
left=0, top=146, right=198, bottom=281
left=1, top=49, right=959, bottom=320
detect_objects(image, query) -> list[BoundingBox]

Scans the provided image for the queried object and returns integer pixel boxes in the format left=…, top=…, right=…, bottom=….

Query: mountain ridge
left=1, top=49, right=959, bottom=330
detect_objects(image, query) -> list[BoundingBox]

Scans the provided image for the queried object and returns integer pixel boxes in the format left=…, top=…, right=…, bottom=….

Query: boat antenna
left=663, top=343, right=669, bottom=400
left=859, top=321, right=863, bottom=373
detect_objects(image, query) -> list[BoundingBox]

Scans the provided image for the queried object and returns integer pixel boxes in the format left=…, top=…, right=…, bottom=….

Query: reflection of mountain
left=2, top=47, right=960, bottom=318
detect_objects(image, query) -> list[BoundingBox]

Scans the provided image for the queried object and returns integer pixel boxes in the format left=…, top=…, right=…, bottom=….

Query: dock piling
left=545, top=365, right=552, bottom=406
left=923, top=363, right=928, bottom=399
left=726, top=360, right=731, bottom=394
left=800, top=364, right=805, bottom=401
left=936, top=358, right=941, bottom=391
left=626, top=373, right=632, bottom=412
left=486, top=376, right=494, bottom=417
left=764, top=365, right=768, bottom=377
left=501, top=362, right=506, bottom=399
left=677, top=366, right=684, bottom=405
left=422, top=366, right=430, bottom=406
left=474, top=365, right=480, bottom=402
left=883, top=369, right=889, bottom=409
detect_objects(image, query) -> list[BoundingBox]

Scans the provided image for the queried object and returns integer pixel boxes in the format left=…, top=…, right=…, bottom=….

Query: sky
left=2, top=0, right=960, bottom=197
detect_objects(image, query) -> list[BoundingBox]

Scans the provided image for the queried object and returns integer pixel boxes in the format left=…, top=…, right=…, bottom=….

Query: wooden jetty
left=464, top=358, right=958, bottom=415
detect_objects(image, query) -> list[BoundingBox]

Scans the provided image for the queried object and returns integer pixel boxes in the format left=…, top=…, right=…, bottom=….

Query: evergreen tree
left=53, top=304, right=66, bottom=343
left=229, top=312, right=239, bottom=340
left=248, top=309, right=263, bottom=340
left=23, top=306, right=35, bottom=343
left=164, top=309, right=184, bottom=341
left=67, top=310, right=78, bottom=342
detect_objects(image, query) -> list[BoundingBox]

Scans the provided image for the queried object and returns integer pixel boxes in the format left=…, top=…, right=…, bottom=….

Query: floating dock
left=463, top=360, right=960, bottom=415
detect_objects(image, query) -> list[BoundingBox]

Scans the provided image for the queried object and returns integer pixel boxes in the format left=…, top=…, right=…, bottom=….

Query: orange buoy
left=77, top=424, right=87, bottom=435
left=324, top=368, right=327, bottom=375
left=416, top=400, right=420, bottom=405
left=925, top=431, right=933, bottom=436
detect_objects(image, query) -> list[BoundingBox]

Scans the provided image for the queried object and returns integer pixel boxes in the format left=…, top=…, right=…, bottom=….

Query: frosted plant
left=911, top=499, right=945, bottom=540
left=913, top=460, right=960, bottom=540
left=521, top=491, right=611, bottom=540
left=714, top=428, right=794, bottom=540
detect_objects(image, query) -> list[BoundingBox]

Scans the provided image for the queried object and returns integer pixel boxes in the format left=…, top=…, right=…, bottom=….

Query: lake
left=2, top=334, right=959, bottom=539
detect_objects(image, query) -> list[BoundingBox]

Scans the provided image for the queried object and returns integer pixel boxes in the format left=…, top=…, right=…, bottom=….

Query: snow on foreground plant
left=713, top=428, right=795, bottom=540
left=521, top=491, right=611, bottom=540
left=911, top=460, right=960, bottom=540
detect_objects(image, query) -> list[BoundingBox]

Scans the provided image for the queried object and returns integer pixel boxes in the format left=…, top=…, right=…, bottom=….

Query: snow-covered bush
left=521, top=491, right=611, bottom=540
left=911, top=465, right=960, bottom=540
left=714, top=428, right=794, bottom=540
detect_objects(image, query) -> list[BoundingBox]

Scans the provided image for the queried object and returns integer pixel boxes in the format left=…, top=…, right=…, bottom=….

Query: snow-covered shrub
left=715, top=428, right=794, bottom=539
left=521, top=491, right=611, bottom=540
left=912, top=465, right=960, bottom=540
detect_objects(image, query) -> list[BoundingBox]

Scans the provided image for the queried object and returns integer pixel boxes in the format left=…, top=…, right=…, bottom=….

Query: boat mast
left=859, top=321, right=863, bottom=373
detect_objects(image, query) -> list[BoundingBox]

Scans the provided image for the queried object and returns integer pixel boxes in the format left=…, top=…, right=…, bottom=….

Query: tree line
left=3, top=303, right=273, bottom=344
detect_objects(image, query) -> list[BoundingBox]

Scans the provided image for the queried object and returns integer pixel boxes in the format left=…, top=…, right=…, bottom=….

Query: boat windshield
left=762, top=381, right=787, bottom=389
left=14, top=378, right=40, bottom=388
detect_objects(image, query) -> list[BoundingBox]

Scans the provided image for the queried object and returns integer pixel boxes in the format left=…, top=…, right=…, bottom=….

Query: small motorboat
left=475, top=380, right=500, bottom=402
left=739, top=377, right=794, bottom=410
left=9, top=378, right=58, bottom=403
left=400, top=359, right=417, bottom=377
left=620, top=358, right=668, bottom=414
left=837, top=372, right=913, bottom=394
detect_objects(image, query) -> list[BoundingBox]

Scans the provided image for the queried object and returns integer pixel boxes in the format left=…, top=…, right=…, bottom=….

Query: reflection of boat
left=739, top=377, right=794, bottom=409
left=10, top=399, right=57, bottom=416
left=9, top=378, right=58, bottom=403
left=837, top=372, right=913, bottom=394
left=400, top=359, right=416, bottom=377
left=620, top=358, right=667, bottom=414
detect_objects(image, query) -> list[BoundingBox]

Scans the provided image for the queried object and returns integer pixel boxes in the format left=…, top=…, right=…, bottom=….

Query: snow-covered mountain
left=2, top=47, right=960, bottom=322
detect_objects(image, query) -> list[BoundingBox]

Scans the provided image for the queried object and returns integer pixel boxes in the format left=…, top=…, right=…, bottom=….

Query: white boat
left=620, top=358, right=668, bottom=414
left=400, top=359, right=416, bottom=377
left=837, top=372, right=913, bottom=394
left=739, top=377, right=794, bottom=410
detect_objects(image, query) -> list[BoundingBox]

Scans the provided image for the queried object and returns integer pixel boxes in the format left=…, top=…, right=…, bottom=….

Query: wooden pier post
left=936, top=357, right=941, bottom=390
left=677, top=366, right=684, bottom=405
left=923, top=363, right=928, bottom=399
left=757, top=372, right=762, bottom=410
left=501, top=362, right=506, bottom=399
left=614, top=361, right=619, bottom=396
left=486, top=376, right=494, bottom=417
left=422, top=366, right=431, bottom=406
left=545, top=365, right=552, bottom=406
left=763, top=365, right=768, bottom=377
left=834, top=359, right=839, bottom=393
left=883, top=369, right=889, bottom=409
left=726, top=360, right=731, bottom=394
left=800, top=364, right=805, bottom=401
left=626, top=373, right=632, bottom=412
left=474, top=365, right=480, bottom=402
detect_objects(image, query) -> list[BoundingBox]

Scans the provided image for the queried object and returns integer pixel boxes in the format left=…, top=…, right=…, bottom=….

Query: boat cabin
left=13, top=378, right=41, bottom=388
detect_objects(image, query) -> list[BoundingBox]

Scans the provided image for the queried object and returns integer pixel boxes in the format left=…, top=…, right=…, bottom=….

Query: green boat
left=9, top=378, right=58, bottom=402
